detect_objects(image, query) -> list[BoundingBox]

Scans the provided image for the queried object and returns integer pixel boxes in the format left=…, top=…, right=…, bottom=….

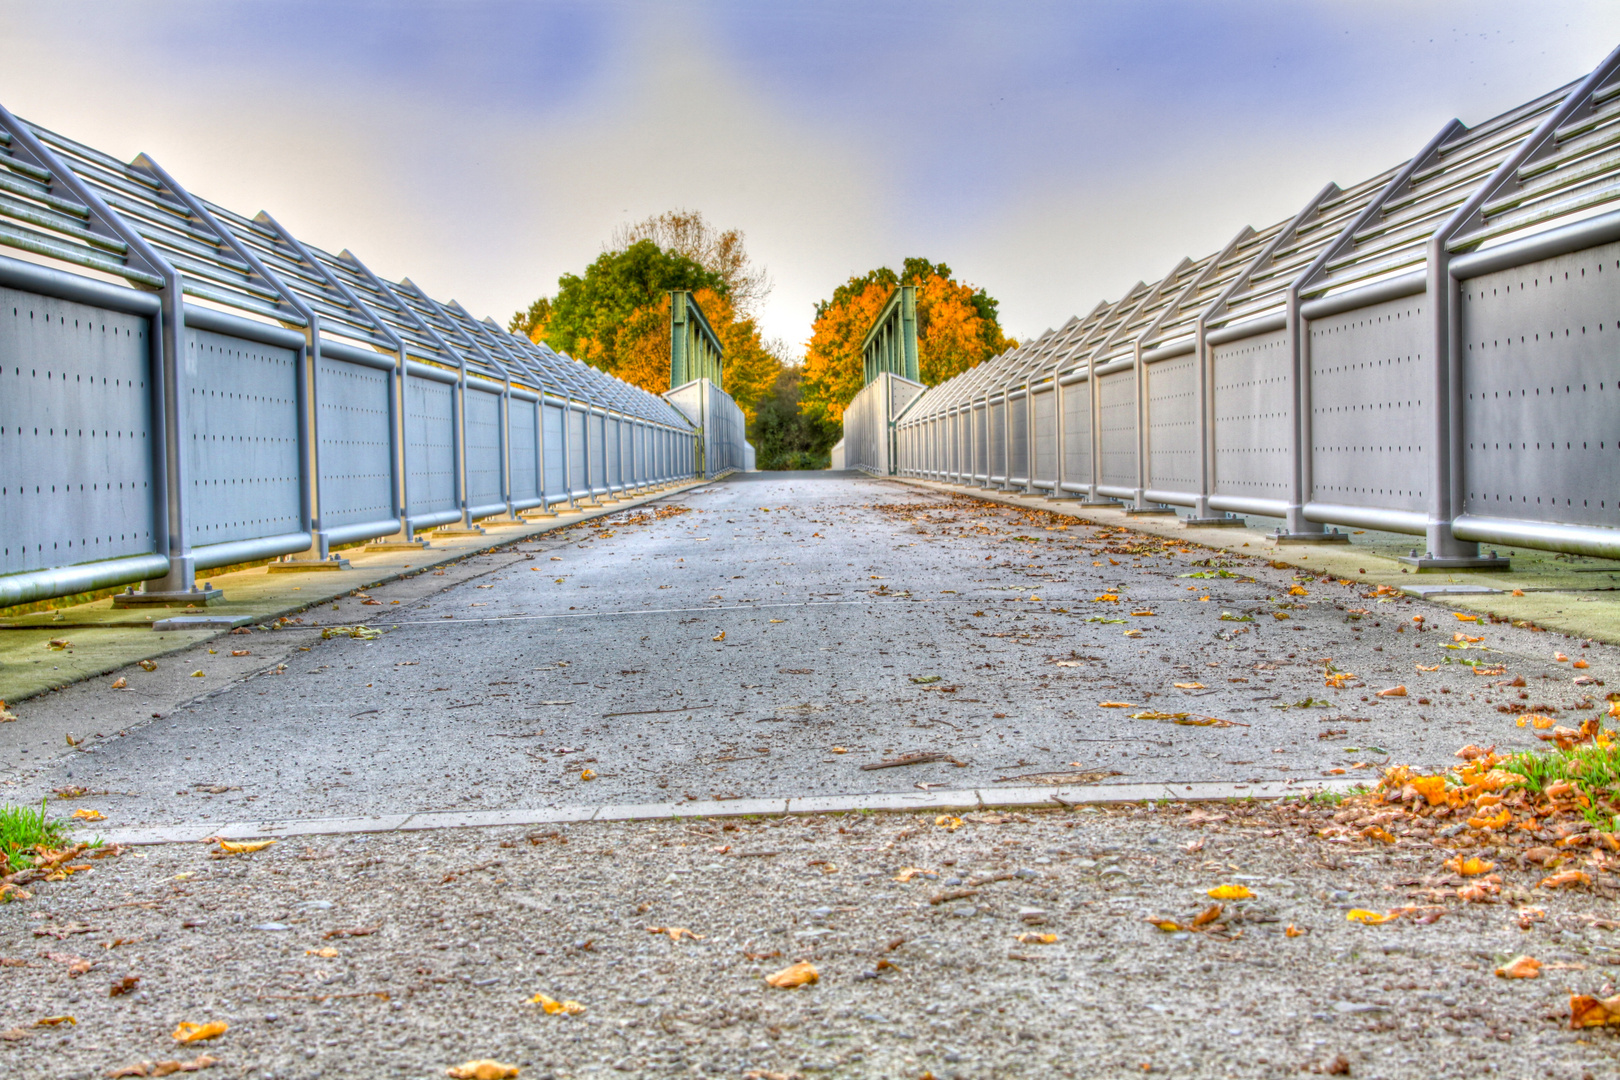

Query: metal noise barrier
left=856, top=46, right=1620, bottom=566
left=0, top=103, right=716, bottom=608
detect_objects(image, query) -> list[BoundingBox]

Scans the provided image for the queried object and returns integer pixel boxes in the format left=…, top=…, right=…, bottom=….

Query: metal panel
left=589, top=411, right=607, bottom=492
left=406, top=376, right=457, bottom=515
left=1460, top=240, right=1620, bottom=529
left=1061, top=381, right=1092, bottom=489
left=606, top=415, right=622, bottom=489
left=988, top=400, right=1006, bottom=482
left=316, top=354, right=393, bottom=529
left=568, top=407, right=587, bottom=494
left=509, top=397, right=540, bottom=505
left=183, top=326, right=301, bottom=547
left=1031, top=389, right=1057, bottom=485
left=543, top=403, right=566, bottom=497
left=464, top=385, right=502, bottom=510
left=1146, top=353, right=1200, bottom=496
left=1309, top=294, right=1429, bottom=513
left=1212, top=328, right=1292, bottom=502
left=1098, top=369, right=1137, bottom=489
left=1007, top=394, right=1029, bottom=482
left=0, top=286, right=155, bottom=575
left=974, top=405, right=988, bottom=480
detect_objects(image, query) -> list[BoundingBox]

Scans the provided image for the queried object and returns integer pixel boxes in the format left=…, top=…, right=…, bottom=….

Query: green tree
left=751, top=366, right=839, bottom=470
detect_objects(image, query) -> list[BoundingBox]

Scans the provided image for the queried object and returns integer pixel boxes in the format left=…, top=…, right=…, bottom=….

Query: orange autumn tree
left=800, top=258, right=1015, bottom=425
left=611, top=287, right=783, bottom=425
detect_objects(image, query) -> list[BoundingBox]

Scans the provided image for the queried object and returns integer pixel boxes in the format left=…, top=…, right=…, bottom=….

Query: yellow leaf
left=1147, top=919, right=1183, bottom=932
left=1495, top=955, right=1542, bottom=979
left=894, top=867, right=933, bottom=882
left=528, top=993, right=585, bottom=1016
left=769, top=619, right=785, bottom=623
left=71, top=809, right=103, bottom=821
left=1346, top=909, right=1395, bottom=925
left=1015, top=932, right=1057, bottom=944
left=1192, top=903, right=1223, bottom=928
left=1285, top=924, right=1304, bottom=937
left=1131, top=610, right=1155, bottom=617
left=1122, top=629, right=1144, bottom=638
left=447, top=1061, right=521, bottom=1079
left=34, top=1016, right=75, bottom=1027
left=1445, top=856, right=1494, bottom=877
left=1453, top=632, right=1483, bottom=643
left=46, top=638, right=70, bottom=650
left=1272, top=612, right=1289, bottom=621
left=1098, top=701, right=1138, bottom=708
left=1173, top=682, right=1205, bottom=690
left=110, top=677, right=127, bottom=690
left=935, top=815, right=964, bottom=831
left=580, top=769, right=596, bottom=781
left=1325, top=672, right=1355, bottom=688
left=1409, top=776, right=1448, bottom=805
left=138, top=660, right=158, bottom=671
left=216, top=839, right=275, bottom=855
left=765, top=961, right=819, bottom=988
left=172, top=1020, right=227, bottom=1042
left=1288, top=586, right=1309, bottom=596
left=1207, top=885, right=1252, bottom=900
left=1454, top=613, right=1479, bottom=622
left=191, top=670, right=205, bottom=678
left=1415, top=664, right=1440, bottom=673
left=830, top=747, right=847, bottom=754
left=1467, top=807, right=1512, bottom=831
left=306, top=947, right=339, bottom=958
left=711, top=631, right=725, bottom=642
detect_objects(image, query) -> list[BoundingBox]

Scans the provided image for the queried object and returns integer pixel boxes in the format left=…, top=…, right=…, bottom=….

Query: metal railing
left=862, top=285, right=918, bottom=385
left=0, top=104, right=704, bottom=608
left=874, top=46, right=1620, bottom=566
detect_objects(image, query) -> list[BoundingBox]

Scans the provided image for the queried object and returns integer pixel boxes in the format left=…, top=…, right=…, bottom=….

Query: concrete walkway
left=5, top=471, right=1612, bottom=835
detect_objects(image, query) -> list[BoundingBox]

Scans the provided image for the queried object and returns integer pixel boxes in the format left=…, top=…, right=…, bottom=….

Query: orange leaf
left=1540, top=870, right=1592, bottom=889
left=447, top=1062, right=521, bottom=1079
left=171, top=1021, right=227, bottom=1043
left=1571, top=993, right=1620, bottom=1029
left=1495, top=955, right=1542, bottom=979
left=1445, top=856, right=1494, bottom=877
left=765, top=961, right=818, bottom=988
left=1376, top=685, right=1407, bottom=698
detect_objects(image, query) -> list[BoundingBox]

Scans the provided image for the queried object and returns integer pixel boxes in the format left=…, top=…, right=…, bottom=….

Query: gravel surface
left=7, top=473, right=1614, bottom=829
left=3, top=802, right=1619, bottom=1079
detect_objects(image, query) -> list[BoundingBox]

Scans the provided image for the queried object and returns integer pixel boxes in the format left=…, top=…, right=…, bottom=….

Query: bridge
left=4, top=48, right=1620, bottom=1078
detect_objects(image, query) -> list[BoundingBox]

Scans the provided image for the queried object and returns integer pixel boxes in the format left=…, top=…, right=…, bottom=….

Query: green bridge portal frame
left=861, top=284, right=918, bottom=385
left=669, top=289, right=723, bottom=389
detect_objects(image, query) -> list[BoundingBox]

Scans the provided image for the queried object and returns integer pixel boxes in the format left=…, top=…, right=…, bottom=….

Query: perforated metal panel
left=989, top=400, right=1006, bottom=481
left=1098, top=369, right=1137, bottom=488
left=316, top=356, right=392, bottom=529
left=974, top=405, right=988, bottom=479
left=0, top=287, right=155, bottom=575
left=184, top=326, right=300, bottom=546
left=568, top=408, right=587, bottom=494
left=1031, top=389, right=1057, bottom=484
left=1147, top=354, right=1200, bottom=495
left=588, top=412, right=607, bottom=490
left=1212, top=329, right=1291, bottom=501
left=406, top=376, right=457, bottom=514
left=1309, top=295, right=1429, bottom=512
left=1462, top=243, right=1620, bottom=527
left=1007, top=395, right=1029, bottom=482
left=606, top=416, right=622, bottom=489
left=463, top=385, right=502, bottom=509
left=543, top=403, right=565, bottom=496
left=1061, top=383, right=1091, bottom=487
left=509, top=398, right=540, bottom=504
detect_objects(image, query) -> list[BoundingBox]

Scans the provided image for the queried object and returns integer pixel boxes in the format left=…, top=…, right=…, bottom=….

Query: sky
left=3, top=0, right=1619, bottom=356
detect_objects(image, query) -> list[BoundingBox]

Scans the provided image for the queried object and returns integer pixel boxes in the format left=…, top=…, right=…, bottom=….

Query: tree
left=801, top=259, right=1015, bottom=425
left=612, top=209, right=771, bottom=316
left=751, top=366, right=839, bottom=470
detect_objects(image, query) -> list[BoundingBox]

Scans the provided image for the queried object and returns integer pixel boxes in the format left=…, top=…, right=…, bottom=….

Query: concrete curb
left=96, top=777, right=1369, bottom=845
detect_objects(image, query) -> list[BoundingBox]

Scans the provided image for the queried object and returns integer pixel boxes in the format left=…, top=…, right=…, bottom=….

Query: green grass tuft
left=0, top=798, right=68, bottom=873
left=1504, top=741, right=1620, bottom=830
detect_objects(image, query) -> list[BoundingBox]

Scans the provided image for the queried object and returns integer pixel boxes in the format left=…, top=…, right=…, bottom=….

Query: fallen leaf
left=1192, top=903, right=1223, bottom=928
left=1376, top=685, right=1407, bottom=698
left=1574, top=659, right=1590, bottom=669
left=1540, top=869, right=1592, bottom=889
left=580, top=769, right=596, bottom=781
left=171, top=1021, right=226, bottom=1043
left=47, top=638, right=71, bottom=650
left=1415, top=663, right=1440, bottom=673
left=1285, top=924, right=1304, bottom=938
left=1467, top=807, right=1511, bottom=831
left=1288, top=586, right=1309, bottom=596
left=306, top=948, right=339, bottom=958
left=72, top=809, right=104, bottom=821
left=138, top=660, right=158, bottom=671
left=1346, top=909, right=1396, bottom=925
left=230, top=650, right=250, bottom=657
left=1555, top=652, right=1569, bottom=662
left=711, top=631, right=725, bottom=642
left=110, top=677, right=127, bottom=690
left=830, top=747, right=847, bottom=754
left=1570, top=993, right=1620, bottom=1028
left=765, top=962, right=818, bottom=988
left=1098, top=701, right=1139, bottom=709
left=214, top=839, right=275, bottom=855
left=34, top=1016, right=75, bottom=1027
left=1455, top=613, right=1479, bottom=622
left=447, top=1061, right=521, bottom=1079
left=646, top=926, right=702, bottom=942
left=1207, top=885, right=1252, bottom=901
left=1015, top=932, right=1057, bottom=944
left=935, top=815, right=964, bottom=831
left=109, top=975, right=140, bottom=997
left=528, top=993, right=585, bottom=1016
left=322, top=925, right=380, bottom=940
left=1446, top=856, right=1495, bottom=877
left=910, top=675, right=942, bottom=684
left=1495, top=955, right=1542, bottom=979
left=1173, top=682, right=1205, bottom=690
left=894, top=867, right=935, bottom=883
left=190, top=671, right=205, bottom=678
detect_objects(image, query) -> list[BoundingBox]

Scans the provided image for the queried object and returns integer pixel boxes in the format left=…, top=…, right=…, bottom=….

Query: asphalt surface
left=5, top=472, right=1615, bottom=828
left=4, top=803, right=1616, bottom=1080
